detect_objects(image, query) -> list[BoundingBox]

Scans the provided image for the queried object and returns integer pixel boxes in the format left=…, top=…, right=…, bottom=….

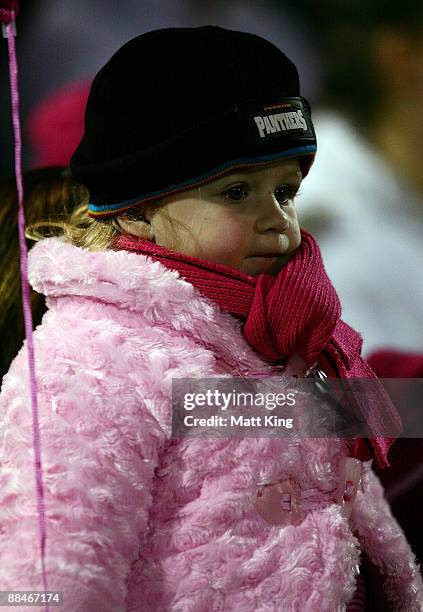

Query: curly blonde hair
left=25, top=172, right=184, bottom=251
left=0, top=168, right=182, bottom=377
left=0, top=167, right=104, bottom=376
left=25, top=176, right=123, bottom=250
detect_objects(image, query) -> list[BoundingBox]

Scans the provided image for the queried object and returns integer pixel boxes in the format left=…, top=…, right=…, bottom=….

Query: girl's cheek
left=206, top=232, right=247, bottom=265
left=208, top=221, right=243, bottom=247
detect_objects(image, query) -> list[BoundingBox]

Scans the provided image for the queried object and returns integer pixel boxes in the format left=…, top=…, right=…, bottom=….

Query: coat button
left=255, top=478, right=304, bottom=526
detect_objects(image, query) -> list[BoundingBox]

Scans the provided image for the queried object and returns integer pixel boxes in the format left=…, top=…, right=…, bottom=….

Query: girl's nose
left=254, top=193, right=290, bottom=234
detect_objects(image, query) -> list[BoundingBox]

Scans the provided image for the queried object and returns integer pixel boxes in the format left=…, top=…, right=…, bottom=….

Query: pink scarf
left=115, top=230, right=402, bottom=468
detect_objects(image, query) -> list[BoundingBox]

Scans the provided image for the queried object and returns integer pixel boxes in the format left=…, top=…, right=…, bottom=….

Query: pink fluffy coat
left=0, top=237, right=422, bottom=611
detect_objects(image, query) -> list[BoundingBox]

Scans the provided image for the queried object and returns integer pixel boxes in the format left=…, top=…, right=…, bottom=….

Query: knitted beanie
left=70, top=26, right=317, bottom=219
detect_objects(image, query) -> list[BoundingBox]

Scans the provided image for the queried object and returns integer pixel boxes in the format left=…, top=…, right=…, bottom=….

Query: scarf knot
left=242, top=232, right=342, bottom=365
left=115, top=229, right=402, bottom=467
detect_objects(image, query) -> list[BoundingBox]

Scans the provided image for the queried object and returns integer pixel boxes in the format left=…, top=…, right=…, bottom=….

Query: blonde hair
left=25, top=179, right=123, bottom=251
left=25, top=178, right=186, bottom=251
left=0, top=169, right=187, bottom=378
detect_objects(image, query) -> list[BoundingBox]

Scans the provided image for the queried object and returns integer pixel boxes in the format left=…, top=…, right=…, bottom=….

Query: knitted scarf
left=115, top=230, right=402, bottom=468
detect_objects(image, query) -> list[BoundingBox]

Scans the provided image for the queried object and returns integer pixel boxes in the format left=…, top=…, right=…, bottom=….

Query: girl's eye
left=274, top=185, right=297, bottom=206
left=221, top=183, right=249, bottom=201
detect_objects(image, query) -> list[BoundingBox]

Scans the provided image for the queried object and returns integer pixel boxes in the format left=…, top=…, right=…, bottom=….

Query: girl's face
left=121, top=159, right=303, bottom=277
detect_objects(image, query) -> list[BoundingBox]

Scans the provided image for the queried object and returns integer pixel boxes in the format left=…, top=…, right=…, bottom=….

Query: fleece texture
left=0, top=237, right=421, bottom=611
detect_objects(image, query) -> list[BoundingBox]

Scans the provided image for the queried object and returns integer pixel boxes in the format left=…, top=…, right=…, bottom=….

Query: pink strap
left=2, top=15, right=49, bottom=608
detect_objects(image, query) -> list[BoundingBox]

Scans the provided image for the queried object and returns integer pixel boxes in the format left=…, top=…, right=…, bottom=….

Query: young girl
left=0, top=26, right=421, bottom=611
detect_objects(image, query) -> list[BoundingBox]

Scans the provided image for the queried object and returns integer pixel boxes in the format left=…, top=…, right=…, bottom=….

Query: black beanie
left=70, top=26, right=317, bottom=218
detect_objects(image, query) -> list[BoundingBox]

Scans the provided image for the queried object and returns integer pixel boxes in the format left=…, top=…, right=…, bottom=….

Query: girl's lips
left=245, top=251, right=297, bottom=276
left=249, top=254, right=284, bottom=258
left=244, top=256, right=281, bottom=276
left=247, top=256, right=279, bottom=268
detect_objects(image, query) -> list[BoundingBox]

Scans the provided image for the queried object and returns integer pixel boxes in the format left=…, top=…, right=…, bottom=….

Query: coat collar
left=29, top=237, right=274, bottom=376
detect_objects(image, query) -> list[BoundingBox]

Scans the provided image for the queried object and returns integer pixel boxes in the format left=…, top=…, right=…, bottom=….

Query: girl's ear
left=117, top=213, right=155, bottom=240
